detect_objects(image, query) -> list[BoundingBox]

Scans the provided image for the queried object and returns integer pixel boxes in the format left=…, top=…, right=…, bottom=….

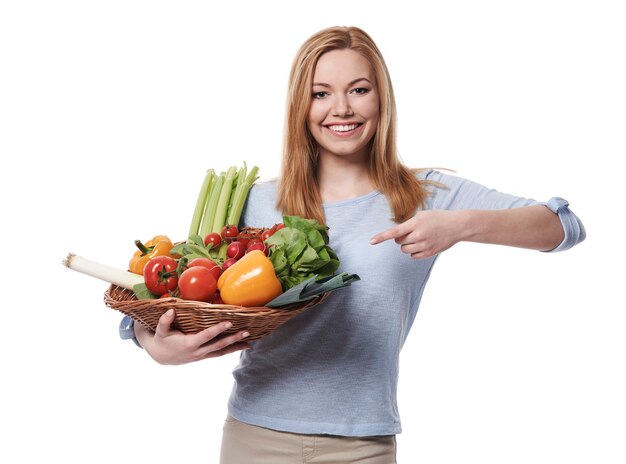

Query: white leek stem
left=63, top=253, right=143, bottom=290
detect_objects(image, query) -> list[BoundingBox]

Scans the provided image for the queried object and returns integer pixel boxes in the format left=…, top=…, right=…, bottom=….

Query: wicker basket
left=104, top=284, right=328, bottom=341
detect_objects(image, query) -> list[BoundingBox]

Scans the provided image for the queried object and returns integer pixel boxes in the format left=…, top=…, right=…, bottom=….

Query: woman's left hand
left=369, top=210, right=462, bottom=259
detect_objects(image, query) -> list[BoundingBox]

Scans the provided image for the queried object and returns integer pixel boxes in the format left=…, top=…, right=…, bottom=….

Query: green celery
left=211, top=166, right=238, bottom=233
left=199, top=172, right=225, bottom=238
left=187, top=169, right=215, bottom=238
left=227, top=165, right=259, bottom=226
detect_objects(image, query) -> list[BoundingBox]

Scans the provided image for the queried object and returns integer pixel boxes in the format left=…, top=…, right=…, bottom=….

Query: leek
left=63, top=253, right=143, bottom=290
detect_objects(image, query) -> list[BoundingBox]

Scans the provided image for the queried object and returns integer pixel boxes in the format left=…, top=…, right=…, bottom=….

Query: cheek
left=308, top=101, right=326, bottom=126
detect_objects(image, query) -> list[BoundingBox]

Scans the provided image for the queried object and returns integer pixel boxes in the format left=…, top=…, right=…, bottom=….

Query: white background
left=1, top=1, right=624, bottom=463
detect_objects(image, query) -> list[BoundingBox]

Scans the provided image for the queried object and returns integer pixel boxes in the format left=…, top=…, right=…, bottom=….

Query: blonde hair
left=277, top=26, right=431, bottom=224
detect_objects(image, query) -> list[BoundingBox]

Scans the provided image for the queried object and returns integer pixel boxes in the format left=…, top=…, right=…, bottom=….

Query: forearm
left=458, top=204, right=564, bottom=251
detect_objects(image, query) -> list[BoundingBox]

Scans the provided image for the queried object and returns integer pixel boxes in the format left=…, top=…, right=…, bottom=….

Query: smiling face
left=307, top=49, right=380, bottom=163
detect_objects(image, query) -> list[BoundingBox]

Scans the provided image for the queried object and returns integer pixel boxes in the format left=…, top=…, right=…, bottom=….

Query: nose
left=332, top=94, right=354, bottom=117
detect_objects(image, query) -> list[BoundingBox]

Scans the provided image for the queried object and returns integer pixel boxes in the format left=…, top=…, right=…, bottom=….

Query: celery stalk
left=227, top=165, right=259, bottom=226
left=188, top=169, right=215, bottom=238
left=211, top=166, right=238, bottom=233
left=199, top=172, right=225, bottom=238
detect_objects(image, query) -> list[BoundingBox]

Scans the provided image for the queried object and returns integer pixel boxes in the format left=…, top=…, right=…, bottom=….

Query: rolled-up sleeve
left=543, top=197, right=586, bottom=252
left=119, top=315, right=142, bottom=348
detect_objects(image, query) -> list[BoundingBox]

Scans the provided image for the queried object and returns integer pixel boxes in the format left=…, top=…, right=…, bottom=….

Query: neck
left=317, top=153, right=374, bottom=203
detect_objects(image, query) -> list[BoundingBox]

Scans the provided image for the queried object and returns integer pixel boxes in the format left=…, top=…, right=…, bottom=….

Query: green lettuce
left=265, top=215, right=340, bottom=290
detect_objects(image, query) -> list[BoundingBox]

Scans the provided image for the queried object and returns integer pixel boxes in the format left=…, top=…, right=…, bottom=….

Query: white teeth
left=328, top=124, right=359, bottom=132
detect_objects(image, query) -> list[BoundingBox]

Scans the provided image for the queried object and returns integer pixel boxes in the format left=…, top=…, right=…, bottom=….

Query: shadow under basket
left=104, top=284, right=328, bottom=342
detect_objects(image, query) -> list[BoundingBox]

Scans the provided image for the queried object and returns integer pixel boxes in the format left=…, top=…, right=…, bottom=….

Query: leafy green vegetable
left=265, top=215, right=340, bottom=290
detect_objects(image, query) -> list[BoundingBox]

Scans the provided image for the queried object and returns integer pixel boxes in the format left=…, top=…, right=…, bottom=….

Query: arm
left=458, top=204, right=563, bottom=251
left=370, top=200, right=583, bottom=259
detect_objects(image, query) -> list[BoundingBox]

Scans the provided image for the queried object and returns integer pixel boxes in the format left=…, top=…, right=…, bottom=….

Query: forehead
left=313, top=49, right=373, bottom=83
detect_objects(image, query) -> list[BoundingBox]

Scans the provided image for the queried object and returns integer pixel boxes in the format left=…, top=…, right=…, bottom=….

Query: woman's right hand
left=134, top=308, right=250, bottom=365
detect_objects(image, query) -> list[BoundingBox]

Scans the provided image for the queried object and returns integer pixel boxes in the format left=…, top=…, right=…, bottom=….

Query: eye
left=351, top=87, right=369, bottom=95
left=312, top=91, right=328, bottom=99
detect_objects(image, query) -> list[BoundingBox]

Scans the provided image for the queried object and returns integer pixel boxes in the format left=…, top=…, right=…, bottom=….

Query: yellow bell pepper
left=129, top=235, right=174, bottom=275
left=217, top=250, right=282, bottom=307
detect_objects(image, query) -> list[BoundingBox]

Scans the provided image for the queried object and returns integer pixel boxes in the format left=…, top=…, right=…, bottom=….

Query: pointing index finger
left=370, top=224, right=405, bottom=245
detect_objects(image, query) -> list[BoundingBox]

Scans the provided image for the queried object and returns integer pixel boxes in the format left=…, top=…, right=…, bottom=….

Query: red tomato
left=273, top=223, right=285, bottom=232
left=188, top=257, right=222, bottom=281
left=144, top=256, right=179, bottom=296
left=221, top=225, right=239, bottom=240
left=204, top=232, right=222, bottom=248
left=178, top=267, right=217, bottom=302
left=261, top=229, right=274, bottom=241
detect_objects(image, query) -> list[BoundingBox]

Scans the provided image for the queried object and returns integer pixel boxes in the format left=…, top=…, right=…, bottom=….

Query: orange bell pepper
left=129, top=235, right=175, bottom=275
left=217, top=250, right=282, bottom=307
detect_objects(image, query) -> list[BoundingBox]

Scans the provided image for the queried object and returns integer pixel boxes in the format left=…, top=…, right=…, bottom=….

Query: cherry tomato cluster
left=142, top=223, right=284, bottom=303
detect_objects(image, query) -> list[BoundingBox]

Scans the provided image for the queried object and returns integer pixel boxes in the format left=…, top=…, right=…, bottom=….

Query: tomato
left=188, top=257, right=222, bottom=281
left=204, top=232, right=222, bottom=248
left=178, top=266, right=217, bottom=302
left=144, top=256, right=179, bottom=296
left=221, top=225, right=239, bottom=240
left=273, top=223, right=285, bottom=232
left=261, top=229, right=274, bottom=241
left=226, top=241, right=245, bottom=260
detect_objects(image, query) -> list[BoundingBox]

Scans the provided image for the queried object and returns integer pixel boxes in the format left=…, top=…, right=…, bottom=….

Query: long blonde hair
left=277, top=26, right=431, bottom=224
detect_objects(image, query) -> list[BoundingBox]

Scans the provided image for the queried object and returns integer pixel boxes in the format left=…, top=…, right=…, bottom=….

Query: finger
left=191, top=321, right=237, bottom=346
left=369, top=221, right=412, bottom=245
left=198, top=330, right=251, bottom=355
left=155, top=308, right=176, bottom=338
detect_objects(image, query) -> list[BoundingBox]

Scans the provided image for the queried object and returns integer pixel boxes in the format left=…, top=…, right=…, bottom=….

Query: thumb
left=155, top=308, right=176, bottom=338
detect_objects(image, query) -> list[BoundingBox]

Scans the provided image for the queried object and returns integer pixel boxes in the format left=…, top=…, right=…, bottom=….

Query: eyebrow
left=312, top=77, right=372, bottom=88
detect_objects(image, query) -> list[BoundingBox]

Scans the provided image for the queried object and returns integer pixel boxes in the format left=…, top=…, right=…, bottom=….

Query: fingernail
left=369, top=238, right=378, bottom=245
left=166, top=309, right=173, bottom=316
left=242, top=332, right=250, bottom=338
left=225, top=322, right=233, bottom=329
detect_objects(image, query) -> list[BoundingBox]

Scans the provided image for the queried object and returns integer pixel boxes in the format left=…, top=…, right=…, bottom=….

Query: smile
left=328, top=123, right=361, bottom=132
left=323, top=123, right=364, bottom=137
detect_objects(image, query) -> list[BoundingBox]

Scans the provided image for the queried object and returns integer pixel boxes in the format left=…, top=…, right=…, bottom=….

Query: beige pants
left=220, top=415, right=397, bottom=464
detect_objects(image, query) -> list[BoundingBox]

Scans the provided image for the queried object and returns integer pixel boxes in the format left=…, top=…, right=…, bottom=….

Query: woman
left=125, top=26, right=585, bottom=463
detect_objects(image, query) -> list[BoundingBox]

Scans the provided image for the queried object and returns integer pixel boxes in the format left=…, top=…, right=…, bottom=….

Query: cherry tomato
left=143, top=256, right=179, bottom=296
left=178, top=266, right=217, bottom=302
left=188, top=257, right=222, bottom=281
left=226, top=241, right=245, bottom=260
left=221, top=225, right=239, bottom=240
left=204, top=232, right=222, bottom=248
left=261, top=229, right=274, bottom=242
left=273, top=223, right=285, bottom=232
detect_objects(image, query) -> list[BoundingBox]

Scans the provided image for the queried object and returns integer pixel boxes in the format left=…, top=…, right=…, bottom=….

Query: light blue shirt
left=121, top=170, right=585, bottom=436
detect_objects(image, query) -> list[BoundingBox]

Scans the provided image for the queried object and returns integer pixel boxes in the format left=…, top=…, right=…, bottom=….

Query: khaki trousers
left=220, top=415, right=397, bottom=464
